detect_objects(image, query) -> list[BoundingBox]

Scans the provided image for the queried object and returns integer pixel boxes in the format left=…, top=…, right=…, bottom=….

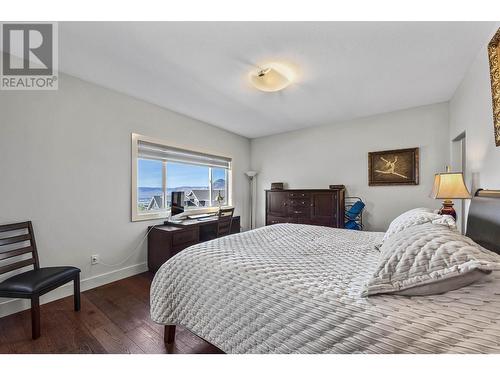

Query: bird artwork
left=374, top=156, right=409, bottom=179
left=368, top=148, right=419, bottom=186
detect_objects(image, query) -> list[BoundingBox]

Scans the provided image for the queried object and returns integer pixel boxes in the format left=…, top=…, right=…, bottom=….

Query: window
left=137, top=158, right=165, bottom=212
left=132, top=134, right=231, bottom=221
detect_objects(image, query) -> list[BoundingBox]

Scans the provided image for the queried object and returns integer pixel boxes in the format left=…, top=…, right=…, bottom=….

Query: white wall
left=449, top=28, right=500, bottom=212
left=251, top=103, right=450, bottom=231
left=0, top=73, right=251, bottom=317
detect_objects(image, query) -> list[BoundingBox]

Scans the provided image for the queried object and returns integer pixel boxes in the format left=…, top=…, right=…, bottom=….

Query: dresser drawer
left=288, top=192, right=310, bottom=199
left=172, top=229, right=198, bottom=247
left=289, top=199, right=311, bottom=207
left=287, top=207, right=310, bottom=217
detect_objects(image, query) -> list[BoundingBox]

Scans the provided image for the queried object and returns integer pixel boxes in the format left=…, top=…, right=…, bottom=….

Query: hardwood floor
left=0, top=272, right=223, bottom=354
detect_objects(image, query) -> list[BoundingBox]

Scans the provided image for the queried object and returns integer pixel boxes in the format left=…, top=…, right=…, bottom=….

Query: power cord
left=96, top=224, right=157, bottom=267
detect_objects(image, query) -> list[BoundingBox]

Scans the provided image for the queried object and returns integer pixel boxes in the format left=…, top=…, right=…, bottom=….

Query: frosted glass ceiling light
left=249, top=63, right=294, bottom=92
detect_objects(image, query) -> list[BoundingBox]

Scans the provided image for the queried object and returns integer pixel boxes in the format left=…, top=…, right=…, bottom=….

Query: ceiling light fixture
left=249, top=62, right=295, bottom=92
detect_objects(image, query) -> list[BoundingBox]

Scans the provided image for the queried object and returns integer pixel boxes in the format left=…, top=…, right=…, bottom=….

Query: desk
left=147, top=216, right=240, bottom=272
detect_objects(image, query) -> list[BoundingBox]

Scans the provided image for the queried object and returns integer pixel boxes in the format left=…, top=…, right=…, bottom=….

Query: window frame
left=131, top=133, right=232, bottom=222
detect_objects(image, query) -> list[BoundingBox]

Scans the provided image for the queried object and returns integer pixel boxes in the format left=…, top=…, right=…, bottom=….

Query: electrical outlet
left=91, top=254, right=100, bottom=265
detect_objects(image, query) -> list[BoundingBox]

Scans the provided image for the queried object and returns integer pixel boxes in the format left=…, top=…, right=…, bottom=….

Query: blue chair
left=344, top=198, right=365, bottom=230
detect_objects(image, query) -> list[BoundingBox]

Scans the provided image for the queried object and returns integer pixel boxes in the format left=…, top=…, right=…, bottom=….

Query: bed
left=150, top=190, right=500, bottom=353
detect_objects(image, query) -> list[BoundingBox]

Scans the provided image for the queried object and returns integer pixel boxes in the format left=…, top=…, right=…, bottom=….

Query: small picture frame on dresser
left=329, top=184, right=345, bottom=190
left=271, top=182, right=284, bottom=190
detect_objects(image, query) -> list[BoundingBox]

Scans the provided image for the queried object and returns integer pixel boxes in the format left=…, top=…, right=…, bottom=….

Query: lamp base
left=439, top=200, right=456, bottom=220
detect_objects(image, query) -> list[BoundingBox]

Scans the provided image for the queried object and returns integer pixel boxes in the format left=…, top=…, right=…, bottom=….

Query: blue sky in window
left=167, top=162, right=209, bottom=188
left=138, top=159, right=162, bottom=188
left=212, top=167, right=225, bottom=182
left=138, top=159, right=213, bottom=188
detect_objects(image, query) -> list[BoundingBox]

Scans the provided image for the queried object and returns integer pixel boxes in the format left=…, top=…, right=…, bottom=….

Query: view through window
left=137, top=159, right=228, bottom=213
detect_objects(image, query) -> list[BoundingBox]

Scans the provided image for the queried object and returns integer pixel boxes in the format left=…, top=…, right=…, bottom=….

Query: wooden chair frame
left=217, top=207, right=235, bottom=237
left=0, top=221, right=80, bottom=339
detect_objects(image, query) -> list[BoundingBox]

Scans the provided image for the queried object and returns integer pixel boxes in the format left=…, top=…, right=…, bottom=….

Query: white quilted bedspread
left=150, top=224, right=500, bottom=353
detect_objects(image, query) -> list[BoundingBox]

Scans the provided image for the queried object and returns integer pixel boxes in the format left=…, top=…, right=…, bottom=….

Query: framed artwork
left=368, top=147, right=419, bottom=186
left=488, top=28, right=500, bottom=147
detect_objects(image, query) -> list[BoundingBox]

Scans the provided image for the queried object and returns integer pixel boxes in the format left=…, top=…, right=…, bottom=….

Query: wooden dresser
left=265, top=188, right=345, bottom=228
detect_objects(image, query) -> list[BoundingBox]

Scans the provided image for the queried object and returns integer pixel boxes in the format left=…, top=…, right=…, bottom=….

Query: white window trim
left=131, top=133, right=233, bottom=222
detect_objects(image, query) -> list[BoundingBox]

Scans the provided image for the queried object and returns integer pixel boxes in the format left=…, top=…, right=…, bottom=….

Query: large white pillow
left=363, top=223, right=500, bottom=297
left=382, top=207, right=456, bottom=243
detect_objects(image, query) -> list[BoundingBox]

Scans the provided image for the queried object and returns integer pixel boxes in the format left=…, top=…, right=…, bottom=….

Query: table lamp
left=431, top=167, right=471, bottom=219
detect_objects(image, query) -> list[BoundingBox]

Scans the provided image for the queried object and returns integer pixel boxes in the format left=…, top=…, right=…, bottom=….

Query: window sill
left=132, top=210, right=169, bottom=222
left=131, top=205, right=233, bottom=222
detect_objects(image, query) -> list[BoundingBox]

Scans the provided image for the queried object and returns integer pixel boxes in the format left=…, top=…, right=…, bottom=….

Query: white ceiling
left=59, top=22, right=496, bottom=138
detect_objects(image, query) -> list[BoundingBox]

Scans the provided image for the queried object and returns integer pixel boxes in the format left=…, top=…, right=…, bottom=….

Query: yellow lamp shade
left=431, top=172, right=471, bottom=199
left=249, top=63, right=294, bottom=92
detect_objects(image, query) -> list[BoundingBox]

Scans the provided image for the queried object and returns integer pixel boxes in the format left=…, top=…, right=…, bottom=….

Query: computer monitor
left=171, top=191, right=185, bottom=215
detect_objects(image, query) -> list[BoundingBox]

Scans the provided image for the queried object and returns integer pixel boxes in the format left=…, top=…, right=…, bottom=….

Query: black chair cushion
left=0, top=267, right=80, bottom=295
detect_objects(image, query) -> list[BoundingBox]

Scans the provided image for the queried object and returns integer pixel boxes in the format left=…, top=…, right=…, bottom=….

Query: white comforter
left=150, top=224, right=500, bottom=353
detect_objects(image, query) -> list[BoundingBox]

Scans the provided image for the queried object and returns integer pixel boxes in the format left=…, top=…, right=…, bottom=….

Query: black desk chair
left=217, top=208, right=235, bottom=237
left=0, top=221, right=81, bottom=339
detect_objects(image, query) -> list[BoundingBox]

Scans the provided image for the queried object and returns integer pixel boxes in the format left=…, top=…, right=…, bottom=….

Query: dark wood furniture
left=265, top=188, right=345, bottom=227
left=0, top=221, right=81, bottom=339
left=217, top=207, right=235, bottom=237
left=147, top=215, right=240, bottom=272
left=165, top=325, right=176, bottom=346
left=466, top=189, right=500, bottom=254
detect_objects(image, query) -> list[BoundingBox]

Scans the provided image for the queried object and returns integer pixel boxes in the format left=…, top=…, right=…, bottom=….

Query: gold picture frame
left=368, top=147, right=419, bottom=186
left=488, top=28, right=500, bottom=147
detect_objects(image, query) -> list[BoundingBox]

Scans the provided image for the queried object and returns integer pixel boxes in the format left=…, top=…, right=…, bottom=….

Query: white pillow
left=363, top=223, right=500, bottom=297
left=382, top=207, right=456, bottom=243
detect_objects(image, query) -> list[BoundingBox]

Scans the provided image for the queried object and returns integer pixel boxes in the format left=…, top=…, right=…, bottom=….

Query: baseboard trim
left=0, top=262, right=148, bottom=318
